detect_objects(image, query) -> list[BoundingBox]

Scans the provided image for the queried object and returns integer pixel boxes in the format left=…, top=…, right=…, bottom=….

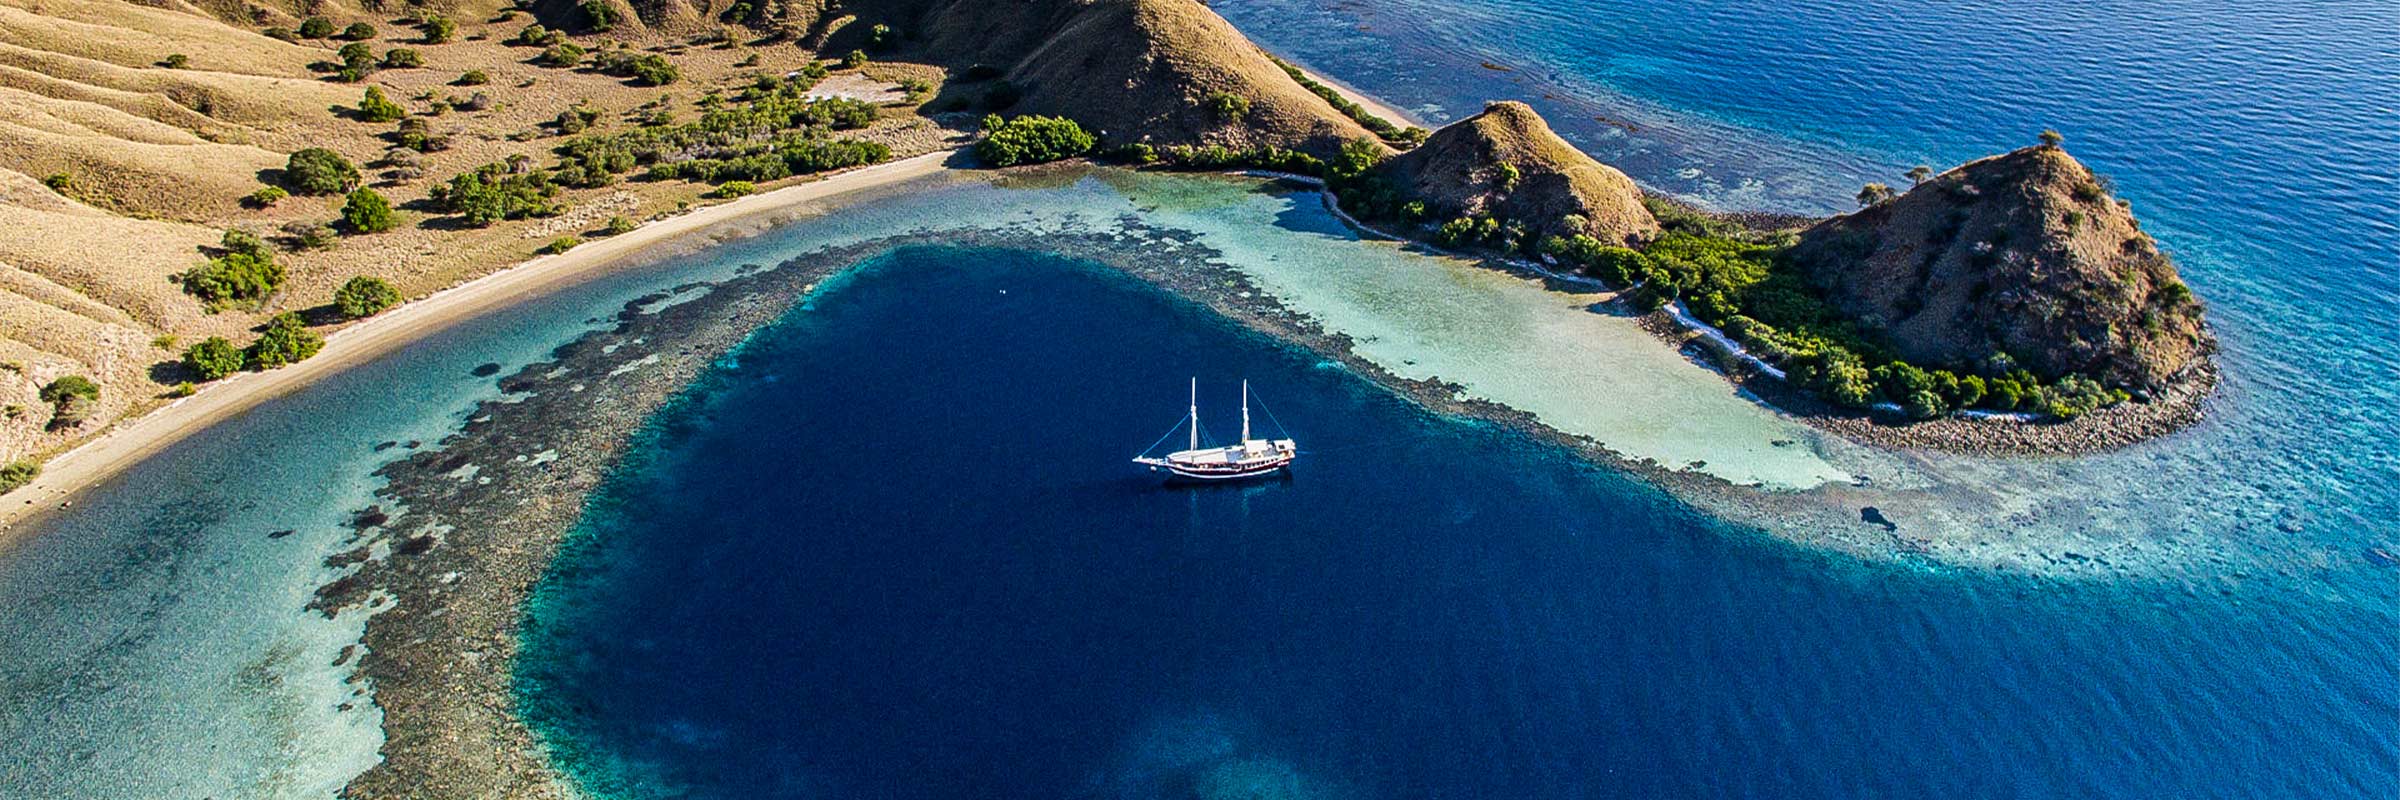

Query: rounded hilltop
left=1368, top=101, right=1659, bottom=245
left=1785, top=143, right=2209, bottom=394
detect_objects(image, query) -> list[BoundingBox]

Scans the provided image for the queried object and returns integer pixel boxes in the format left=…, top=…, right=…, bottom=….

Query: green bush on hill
left=421, top=15, right=454, bottom=44
left=181, top=230, right=284, bottom=307
left=381, top=48, right=423, bottom=69
left=183, top=336, right=246, bottom=380
left=538, top=43, right=586, bottom=68
left=39, top=375, right=99, bottom=429
left=284, top=148, right=360, bottom=194
left=358, top=86, right=406, bottom=123
left=342, top=22, right=376, bottom=40
left=975, top=115, right=1095, bottom=167
left=247, top=312, right=323, bottom=369
left=298, top=16, right=334, bottom=39
left=592, top=51, right=679, bottom=86
left=341, top=188, right=395, bottom=233
left=334, top=276, right=402, bottom=318
left=0, top=461, right=37, bottom=495
left=581, top=0, right=620, bottom=32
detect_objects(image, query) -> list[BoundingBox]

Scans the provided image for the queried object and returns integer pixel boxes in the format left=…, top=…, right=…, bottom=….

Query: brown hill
left=1368, top=101, right=1656, bottom=245
left=1784, top=144, right=2206, bottom=391
left=764, top=0, right=1387, bottom=157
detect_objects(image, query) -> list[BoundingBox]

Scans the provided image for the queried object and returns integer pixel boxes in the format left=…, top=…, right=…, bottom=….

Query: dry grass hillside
left=1785, top=144, right=2208, bottom=390
left=1370, top=101, right=1656, bottom=245
left=658, top=0, right=1388, bottom=157
left=0, top=0, right=970, bottom=470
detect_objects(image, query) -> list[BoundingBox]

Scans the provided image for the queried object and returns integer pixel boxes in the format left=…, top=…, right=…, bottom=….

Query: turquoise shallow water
left=519, top=245, right=2396, bottom=799
left=1, top=0, right=2396, bottom=790
left=1211, top=0, right=2400, bottom=550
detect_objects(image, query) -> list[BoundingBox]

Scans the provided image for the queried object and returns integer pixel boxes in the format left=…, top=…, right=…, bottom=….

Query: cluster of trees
left=1529, top=216, right=2126, bottom=419
left=506, top=24, right=568, bottom=47
left=181, top=313, right=325, bottom=380
left=592, top=51, right=679, bottom=86
left=429, top=162, right=563, bottom=227
left=549, top=78, right=886, bottom=189
left=975, top=115, right=1096, bottom=167
left=1265, top=56, right=1428, bottom=147
left=181, top=230, right=284, bottom=308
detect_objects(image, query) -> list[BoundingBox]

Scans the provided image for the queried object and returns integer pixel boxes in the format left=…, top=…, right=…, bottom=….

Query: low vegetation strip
left=1267, top=55, right=1428, bottom=147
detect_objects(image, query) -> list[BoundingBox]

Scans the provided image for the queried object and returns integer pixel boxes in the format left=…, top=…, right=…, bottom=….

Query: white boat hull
left=1133, top=438, right=1298, bottom=482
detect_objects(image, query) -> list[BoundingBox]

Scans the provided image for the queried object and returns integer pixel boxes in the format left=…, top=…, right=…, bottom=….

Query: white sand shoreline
left=0, top=150, right=959, bottom=534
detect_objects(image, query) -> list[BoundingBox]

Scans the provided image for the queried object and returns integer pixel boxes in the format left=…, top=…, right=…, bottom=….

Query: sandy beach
left=0, top=150, right=960, bottom=535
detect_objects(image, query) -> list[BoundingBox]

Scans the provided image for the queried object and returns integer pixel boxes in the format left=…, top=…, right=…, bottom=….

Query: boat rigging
left=1132, top=378, right=1297, bottom=481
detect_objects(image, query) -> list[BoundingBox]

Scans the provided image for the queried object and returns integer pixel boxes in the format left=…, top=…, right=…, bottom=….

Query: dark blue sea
left=516, top=247, right=2395, bottom=799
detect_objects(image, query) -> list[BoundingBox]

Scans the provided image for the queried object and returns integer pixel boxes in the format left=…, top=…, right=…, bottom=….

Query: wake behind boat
left=1134, top=379, right=1297, bottom=481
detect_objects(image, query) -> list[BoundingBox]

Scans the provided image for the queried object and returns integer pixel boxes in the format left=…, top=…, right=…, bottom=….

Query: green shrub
left=341, top=188, right=396, bottom=233
left=181, top=231, right=283, bottom=306
left=342, top=22, right=376, bottom=40
left=358, top=86, right=406, bottom=123
left=246, top=312, right=323, bottom=369
left=40, top=375, right=99, bottom=428
left=538, top=235, right=581, bottom=254
left=39, top=375, right=98, bottom=405
left=590, top=51, right=677, bottom=84
left=151, top=334, right=178, bottom=351
left=456, top=70, right=490, bottom=87
left=161, top=53, right=189, bottom=69
left=338, top=42, right=376, bottom=69
left=706, top=181, right=755, bottom=199
left=298, top=16, right=334, bottom=39
left=183, top=336, right=246, bottom=380
left=840, top=49, right=868, bottom=70
left=334, top=275, right=402, bottom=317
left=975, top=115, right=1095, bottom=167
left=421, top=15, right=454, bottom=44
left=537, top=43, right=586, bottom=68
left=866, top=23, right=895, bottom=49
left=604, top=215, right=637, bottom=235
left=580, top=0, right=620, bottom=32
left=167, top=382, right=197, bottom=398
left=284, top=148, right=359, bottom=194
left=244, top=186, right=288, bottom=208
left=41, top=173, right=74, bottom=196
left=1205, top=91, right=1250, bottom=120
left=381, top=48, right=423, bottom=69
left=507, top=24, right=564, bottom=47
left=0, top=461, right=38, bottom=495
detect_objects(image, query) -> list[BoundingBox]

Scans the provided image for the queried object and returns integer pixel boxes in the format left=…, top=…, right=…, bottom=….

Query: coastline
left=0, top=150, right=960, bottom=538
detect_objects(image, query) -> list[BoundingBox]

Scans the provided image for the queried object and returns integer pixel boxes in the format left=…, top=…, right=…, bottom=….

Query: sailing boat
left=1133, top=379, right=1298, bottom=481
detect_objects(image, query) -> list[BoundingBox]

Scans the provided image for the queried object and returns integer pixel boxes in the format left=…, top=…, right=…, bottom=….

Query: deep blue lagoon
left=517, top=247, right=2396, bottom=799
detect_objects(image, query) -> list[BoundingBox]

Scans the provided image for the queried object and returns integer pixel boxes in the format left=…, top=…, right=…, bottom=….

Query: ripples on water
left=1215, top=0, right=2400, bottom=562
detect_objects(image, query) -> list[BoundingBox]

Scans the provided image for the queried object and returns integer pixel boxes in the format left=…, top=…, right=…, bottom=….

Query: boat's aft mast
left=1241, top=380, right=1251, bottom=442
left=1189, top=377, right=1200, bottom=452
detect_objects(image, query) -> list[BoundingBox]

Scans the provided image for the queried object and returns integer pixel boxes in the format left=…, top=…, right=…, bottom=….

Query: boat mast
left=1189, top=377, right=1199, bottom=452
left=1241, top=380, right=1251, bottom=442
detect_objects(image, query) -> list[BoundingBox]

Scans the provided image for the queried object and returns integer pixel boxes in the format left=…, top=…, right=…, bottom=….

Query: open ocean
left=0, top=1, right=2393, bottom=798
